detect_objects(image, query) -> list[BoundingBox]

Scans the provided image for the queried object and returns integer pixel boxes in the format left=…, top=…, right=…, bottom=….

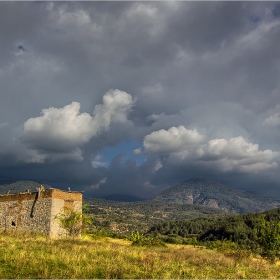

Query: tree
left=255, top=216, right=280, bottom=262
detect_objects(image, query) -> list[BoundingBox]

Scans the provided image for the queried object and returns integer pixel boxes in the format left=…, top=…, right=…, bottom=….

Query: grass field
left=0, top=232, right=280, bottom=279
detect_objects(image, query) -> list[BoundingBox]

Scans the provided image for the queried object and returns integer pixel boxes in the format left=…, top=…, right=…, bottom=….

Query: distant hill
left=152, top=178, right=280, bottom=214
left=0, top=180, right=52, bottom=194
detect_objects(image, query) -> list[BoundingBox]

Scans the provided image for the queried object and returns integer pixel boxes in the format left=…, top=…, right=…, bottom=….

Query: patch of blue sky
left=96, top=140, right=146, bottom=167
left=273, top=4, right=280, bottom=18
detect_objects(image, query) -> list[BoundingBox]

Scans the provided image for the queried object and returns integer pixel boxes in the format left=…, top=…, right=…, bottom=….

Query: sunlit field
left=0, top=232, right=280, bottom=279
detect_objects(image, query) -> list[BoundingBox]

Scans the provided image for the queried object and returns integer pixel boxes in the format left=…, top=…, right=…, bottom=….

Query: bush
left=254, top=217, right=280, bottom=262
left=56, top=207, right=83, bottom=237
left=205, top=239, right=238, bottom=252
left=90, top=228, right=117, bottom=239
left=166, top=235, right=183, bottom=244
left=130, top=231, right=166, bottom=247
left=56, top=204, right=92, bottom=238
left=225, top=248, right=253, bottom=264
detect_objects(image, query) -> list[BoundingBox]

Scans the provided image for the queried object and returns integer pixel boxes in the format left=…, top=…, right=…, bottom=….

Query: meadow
left=0, top=232, right=280, bottom=279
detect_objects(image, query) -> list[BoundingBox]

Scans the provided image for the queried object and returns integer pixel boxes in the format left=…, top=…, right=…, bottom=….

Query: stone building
left=0, top=187, right=82, bottom=237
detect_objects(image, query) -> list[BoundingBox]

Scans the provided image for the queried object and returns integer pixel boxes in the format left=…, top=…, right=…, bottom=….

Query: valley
left=85, top=198, right=226, bottom=234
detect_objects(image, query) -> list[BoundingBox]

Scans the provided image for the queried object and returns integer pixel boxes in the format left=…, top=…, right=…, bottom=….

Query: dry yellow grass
left=0, top=232, right=280, bottom=279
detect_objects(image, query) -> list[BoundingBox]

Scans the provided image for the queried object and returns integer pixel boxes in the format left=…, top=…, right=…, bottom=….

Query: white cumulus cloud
left=24, top=101, right=93, bottom=152
left=141, top=126, right=279, bottom=174
left=92, top=89, right=135, bottom=130
left=22, top=89, right=135, bottom=161
left=143, top=126, right=204, bottom=154
left=198, top=136, right=279, bottom=173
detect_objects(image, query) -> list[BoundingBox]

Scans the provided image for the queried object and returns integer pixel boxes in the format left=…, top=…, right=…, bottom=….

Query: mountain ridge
left=1, top=177, right=279, bottom=214
left=152, top=178, right=280, bottom=214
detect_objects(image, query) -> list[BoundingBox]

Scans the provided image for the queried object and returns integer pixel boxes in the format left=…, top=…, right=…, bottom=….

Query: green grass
left=0, top=232, right=280, bottom=279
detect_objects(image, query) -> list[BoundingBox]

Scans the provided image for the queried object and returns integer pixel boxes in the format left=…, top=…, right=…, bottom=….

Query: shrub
left=56, top=204, right=92, bottom=238
left=130, top=231, right=166, bottom=247
left=90, top=228, right=117, bottom=239
left=205, top=239, right=238, bottom=252
left=166, top=235, right=183, bottom=244
left=254, top=217, right=280, bottom=262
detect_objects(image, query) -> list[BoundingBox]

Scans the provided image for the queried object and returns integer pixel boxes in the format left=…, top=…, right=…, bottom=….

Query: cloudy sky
left=1, top=1, right=280, bottom=199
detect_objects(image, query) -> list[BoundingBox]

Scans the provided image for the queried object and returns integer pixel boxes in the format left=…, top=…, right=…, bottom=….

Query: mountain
left=0, top=180, right=52, bottom=194
left=152, top=178, right=280, bottom=214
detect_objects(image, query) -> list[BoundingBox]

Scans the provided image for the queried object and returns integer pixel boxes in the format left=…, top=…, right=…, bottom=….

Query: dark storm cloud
left=1, top=2, right=280, bottom=199
left=84, top=154, right=167, bottom=199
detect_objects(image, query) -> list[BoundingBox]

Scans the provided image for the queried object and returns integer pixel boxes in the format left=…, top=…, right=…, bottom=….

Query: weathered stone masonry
left=0, top=188, right=82, bottom=237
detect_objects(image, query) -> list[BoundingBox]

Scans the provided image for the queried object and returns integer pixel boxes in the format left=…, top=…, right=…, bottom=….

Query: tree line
left=147, top=208, right=280, bottom=261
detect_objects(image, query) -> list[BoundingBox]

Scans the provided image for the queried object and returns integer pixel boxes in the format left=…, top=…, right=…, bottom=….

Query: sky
left=1, top=1, right=280, bottom=199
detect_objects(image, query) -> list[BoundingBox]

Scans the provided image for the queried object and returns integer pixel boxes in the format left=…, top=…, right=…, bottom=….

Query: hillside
left=1, top=233, right=280, bottom=279
left=152, top=178, right=280, bottom=213
left=148, top=208, right=280, bottom=250
left=85, top=199, right=226, bottom=234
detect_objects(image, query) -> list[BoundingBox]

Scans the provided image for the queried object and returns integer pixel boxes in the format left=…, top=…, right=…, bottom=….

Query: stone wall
left=0, top=188, right=83, bottom=237
left=0, top=196, right=52, bottom=234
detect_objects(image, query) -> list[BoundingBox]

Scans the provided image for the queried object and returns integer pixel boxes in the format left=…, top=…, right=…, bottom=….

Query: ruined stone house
left=0, top=187, right=82, bottom=237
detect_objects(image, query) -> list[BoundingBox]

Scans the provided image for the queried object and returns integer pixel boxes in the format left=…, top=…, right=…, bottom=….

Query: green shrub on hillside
left=130, top=231, right=166, bottom=247
left=56, top=207, right=83, bottom=237
left=255, top=217, right=280, bottom=262
left=56, top=203, right=93, bottom=237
